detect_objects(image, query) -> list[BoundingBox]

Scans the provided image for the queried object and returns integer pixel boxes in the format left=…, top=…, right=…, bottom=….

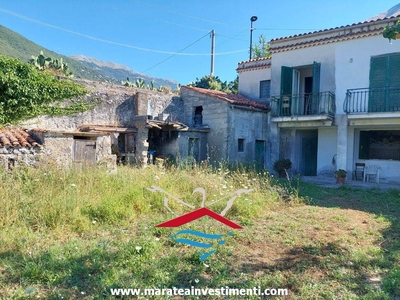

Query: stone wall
left=42, top=133, right=74, bottom=167
left=0, top=147, right=44, bottom=170
left=180, top=87, right=229, bottom=163
left=227, top=107, right=269, bottom=166
left=22, top=79, right=184, bottom=130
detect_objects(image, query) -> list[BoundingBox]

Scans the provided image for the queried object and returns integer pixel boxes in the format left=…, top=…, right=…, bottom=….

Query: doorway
left=73, top=137, right=96, bottom=166
left=255, top=140, right=265, bottom=170
left=304, top=76, right=313, bottom=115
left=300, top=130, right=318, bottom=176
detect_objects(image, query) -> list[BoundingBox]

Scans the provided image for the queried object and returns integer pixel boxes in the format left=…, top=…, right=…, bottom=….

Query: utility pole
left=210, top=30, right=215, bottom=76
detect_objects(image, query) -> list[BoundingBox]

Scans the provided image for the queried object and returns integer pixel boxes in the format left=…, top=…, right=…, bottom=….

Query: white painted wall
left=317, top=127, right=337, bottom=176
left=270, top=44, right=336, bottom=97
left=335, top=35, right=400, bottom=114
left=238, top=67, right=271, bottom=100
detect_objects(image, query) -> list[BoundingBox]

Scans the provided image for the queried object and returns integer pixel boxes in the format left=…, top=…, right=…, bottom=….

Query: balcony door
left=280, top=62, right=321, bottom=116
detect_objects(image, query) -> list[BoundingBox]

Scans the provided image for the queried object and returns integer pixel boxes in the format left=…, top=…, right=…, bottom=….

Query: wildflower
left=71, top=183, right=77, bottom=187
left=92, top=220, right=96, bottom=224
left=195, top=278, right=200, bottom=283
left=155, top=238, right=160, bottom=241
left=135, top=246, right=142, bottom=251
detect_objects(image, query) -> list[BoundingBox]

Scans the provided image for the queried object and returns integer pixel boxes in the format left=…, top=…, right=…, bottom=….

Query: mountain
left=0, top=24, right=112, bottom=82
left=72, top=55, right=179, bottom=89
left=0, top=24, right=179, bottom=89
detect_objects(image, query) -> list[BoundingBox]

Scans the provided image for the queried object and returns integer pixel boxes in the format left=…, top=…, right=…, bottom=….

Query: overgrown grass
left=0, top=165, right=399, bottom=299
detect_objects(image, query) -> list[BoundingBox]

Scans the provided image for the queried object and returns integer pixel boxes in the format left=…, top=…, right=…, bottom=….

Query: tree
left=383, top=20, right=400, bottom=41
left=227, top=76, right=238, bottom=94
left=189, top=75, right=223, bottom=90
left=251, top=34, right=270, bottom=59
left=0, top=56, right=88, bottom=124
left=188, top=75, right=238, bottom=94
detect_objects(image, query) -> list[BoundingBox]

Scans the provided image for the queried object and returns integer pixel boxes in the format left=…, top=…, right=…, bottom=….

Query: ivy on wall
left=0, top=55, right=90, bottom=125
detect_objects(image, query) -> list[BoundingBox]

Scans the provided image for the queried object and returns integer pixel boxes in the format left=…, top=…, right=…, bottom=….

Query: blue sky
left=0, top=0, right=398, bottom=85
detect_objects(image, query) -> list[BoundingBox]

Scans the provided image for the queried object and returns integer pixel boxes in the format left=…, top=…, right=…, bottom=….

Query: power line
left=257, top=27, right=320, bottom=31
left=216, top=31, right=249, bottom=44
left=141, top=31, right=210, bottom=73
left=131, top=1, right=322, bottom=32
left=131, top=0, right=248, bottom=30
left=88, top=0, right=211, bottom=33
left=0, top=7, right=247, bottom=56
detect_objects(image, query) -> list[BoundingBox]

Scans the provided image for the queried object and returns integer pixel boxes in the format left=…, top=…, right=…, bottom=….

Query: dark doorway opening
left=304, top=76, right=313, bottom=115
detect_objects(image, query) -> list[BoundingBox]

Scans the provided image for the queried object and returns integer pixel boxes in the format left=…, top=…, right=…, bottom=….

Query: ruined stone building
left=2, top=79, right=269, bottom=170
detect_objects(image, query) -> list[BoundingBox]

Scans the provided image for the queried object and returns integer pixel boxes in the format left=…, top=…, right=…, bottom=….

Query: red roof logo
left=156, top=207, right=243, bottom=229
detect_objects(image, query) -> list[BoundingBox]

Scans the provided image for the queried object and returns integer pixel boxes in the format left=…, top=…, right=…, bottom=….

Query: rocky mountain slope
left=0, top=24, right=179, bottom=88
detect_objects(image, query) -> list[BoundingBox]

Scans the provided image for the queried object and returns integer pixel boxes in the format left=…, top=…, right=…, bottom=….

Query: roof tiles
left=182, top=86, right=270, bottom=110
left=0, top=128, right=43, bottom=148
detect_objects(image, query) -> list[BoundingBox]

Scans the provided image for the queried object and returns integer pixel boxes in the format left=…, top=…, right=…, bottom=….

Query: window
left=359, top=130, right=400, bottom=160
left=194, top=106, right=203, bottom=126
left=259, top=80, right=271, bottom=99
left=238, top=139, right=244, bottom=152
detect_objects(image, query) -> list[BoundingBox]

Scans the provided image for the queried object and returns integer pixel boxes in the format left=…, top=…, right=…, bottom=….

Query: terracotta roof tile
left=0, top=127, right=43, bottom=148
left=182, top=86, right=270, bottom=110
left=270, top=15, right=400, bottom=42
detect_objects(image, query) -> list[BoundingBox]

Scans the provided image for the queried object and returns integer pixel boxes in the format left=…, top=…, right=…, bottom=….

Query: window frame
left=238, top=138, right=245, bottom=153
left=259, top=80, right=271, bottom=99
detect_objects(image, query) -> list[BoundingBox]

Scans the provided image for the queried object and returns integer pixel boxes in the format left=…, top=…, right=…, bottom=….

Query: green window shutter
left=369, top=55, right=388, bottom=112
left=312, top=61, right=321, bottom=94
left=388, top=53, right=400, bottom=110
left=388, top=53, right=400, bottom=87
left=370, top=55, right=388, bottom=88
left=280, top=66, right=293, bottom=116
left=280, top=66, right=293, bottom=95
left=359, top=131, right=370, bottom=159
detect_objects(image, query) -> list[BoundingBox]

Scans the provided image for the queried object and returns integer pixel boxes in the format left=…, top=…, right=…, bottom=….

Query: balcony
left=271, top=92, right=335, bottom=117
left=344, top=87, right=400, bottom=113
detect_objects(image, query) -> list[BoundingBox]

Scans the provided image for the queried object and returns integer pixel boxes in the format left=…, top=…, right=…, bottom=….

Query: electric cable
left=0, top=7, right=247, bottom=56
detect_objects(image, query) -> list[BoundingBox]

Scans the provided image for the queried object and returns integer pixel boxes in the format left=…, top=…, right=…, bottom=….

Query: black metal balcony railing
left=344, top=87, right=400, bottom=113
left=270, top=92, right=335, bottom=117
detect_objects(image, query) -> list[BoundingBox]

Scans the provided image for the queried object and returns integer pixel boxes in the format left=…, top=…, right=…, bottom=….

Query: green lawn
left=0, top=165, right=399, bottom=299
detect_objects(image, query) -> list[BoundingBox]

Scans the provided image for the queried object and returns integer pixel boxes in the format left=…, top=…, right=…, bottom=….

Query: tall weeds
left=0, top=163, right=304, bottom=236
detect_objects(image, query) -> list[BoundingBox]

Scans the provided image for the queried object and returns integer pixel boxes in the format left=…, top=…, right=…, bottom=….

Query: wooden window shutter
left=388, top=53, right=400, bottom=86
left=280, top=66, right=293, bottom=95
left=369, top=55, right=388, bottom=111
left=370, top=55, right=388, bottom=88
left=312, top=61, right=321, bottom=94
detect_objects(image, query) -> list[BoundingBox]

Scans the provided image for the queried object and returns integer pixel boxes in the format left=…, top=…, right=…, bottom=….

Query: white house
left=237, top=9, right=400, bottom=183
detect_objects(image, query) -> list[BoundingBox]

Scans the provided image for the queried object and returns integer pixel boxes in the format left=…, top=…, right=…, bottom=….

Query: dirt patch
left=229, top=201, right=387, bottom=293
